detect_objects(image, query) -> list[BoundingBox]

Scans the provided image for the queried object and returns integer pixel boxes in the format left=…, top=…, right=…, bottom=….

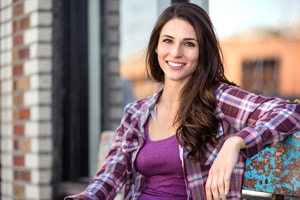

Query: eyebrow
left=161, top=34, right=198, bottom=42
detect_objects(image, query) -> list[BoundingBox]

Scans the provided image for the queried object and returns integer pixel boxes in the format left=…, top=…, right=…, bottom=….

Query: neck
left=160, top=81, right=184, bottom=105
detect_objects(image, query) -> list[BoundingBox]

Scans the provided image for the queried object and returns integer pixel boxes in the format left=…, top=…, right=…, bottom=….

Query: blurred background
left=120, top=0, right=300, bottom=101
left=0, top=0, right=299, bottom=199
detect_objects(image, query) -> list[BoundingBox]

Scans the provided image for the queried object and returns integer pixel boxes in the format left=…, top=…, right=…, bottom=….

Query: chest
left=147, top=105, right=178, bottom=141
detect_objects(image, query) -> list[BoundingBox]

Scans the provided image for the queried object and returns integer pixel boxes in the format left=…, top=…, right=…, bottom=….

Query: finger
left=211, top=173, right=220, bottom=200
left=224, top=171, right=231, bottom=196
left=217, top=171, right=226, bottom=200
left=205, top=175, right=213, bottom=200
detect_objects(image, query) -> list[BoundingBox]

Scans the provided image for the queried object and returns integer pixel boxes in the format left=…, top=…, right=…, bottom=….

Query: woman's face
left=156, top=18, right=199, bottom=85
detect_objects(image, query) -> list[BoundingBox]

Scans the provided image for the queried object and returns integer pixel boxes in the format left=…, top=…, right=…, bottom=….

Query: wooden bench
left=98, top=131, right=300, bottom=199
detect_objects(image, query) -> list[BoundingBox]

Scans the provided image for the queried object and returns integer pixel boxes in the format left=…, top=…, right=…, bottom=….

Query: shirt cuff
left=234, top=126, right=264, bottom=158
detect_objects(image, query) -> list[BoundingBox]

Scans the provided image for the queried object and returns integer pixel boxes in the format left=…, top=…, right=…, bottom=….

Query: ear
left=155, top=47, right=157, bottom=53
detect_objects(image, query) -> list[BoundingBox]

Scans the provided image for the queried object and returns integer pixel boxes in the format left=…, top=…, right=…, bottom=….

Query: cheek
left=192, top=51, right=199, bottom=62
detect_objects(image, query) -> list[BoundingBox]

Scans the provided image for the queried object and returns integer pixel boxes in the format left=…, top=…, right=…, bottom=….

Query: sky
left=209, top=0, right=300, bottom=38
left=119, top=0, right=300, bottom=62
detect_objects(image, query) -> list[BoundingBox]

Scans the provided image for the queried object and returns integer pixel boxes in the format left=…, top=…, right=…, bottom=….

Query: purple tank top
left=135, top=120, right=187, bottom=200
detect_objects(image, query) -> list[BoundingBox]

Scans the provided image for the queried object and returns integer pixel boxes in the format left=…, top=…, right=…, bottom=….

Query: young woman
left=65, top=3, right=300, bottom=200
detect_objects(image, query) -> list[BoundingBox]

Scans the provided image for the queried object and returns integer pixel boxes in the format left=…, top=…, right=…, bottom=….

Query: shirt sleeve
left=218, top=85, right=300, bottom=158
left=64, top=106, right=133, bottom=200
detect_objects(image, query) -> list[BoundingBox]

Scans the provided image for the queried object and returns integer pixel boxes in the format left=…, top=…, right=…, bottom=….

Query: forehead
left=160, top=18, right=197, bottom=38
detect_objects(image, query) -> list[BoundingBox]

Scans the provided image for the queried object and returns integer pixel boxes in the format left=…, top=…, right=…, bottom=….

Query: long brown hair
left=146, top=3, right=236, bottom=160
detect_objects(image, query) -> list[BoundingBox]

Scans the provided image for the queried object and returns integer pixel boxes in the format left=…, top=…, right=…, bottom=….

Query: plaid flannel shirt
left=65, top=83, right=300, bottom=200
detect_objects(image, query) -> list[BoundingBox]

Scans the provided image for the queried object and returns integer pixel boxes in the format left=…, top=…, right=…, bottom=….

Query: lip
left=167, top=61, right=186, bottom=69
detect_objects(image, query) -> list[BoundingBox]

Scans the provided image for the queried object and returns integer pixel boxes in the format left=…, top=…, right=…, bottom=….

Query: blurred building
left=221, top=25, right=300, bottom=100
left=0, top=0, right=122, bottom=199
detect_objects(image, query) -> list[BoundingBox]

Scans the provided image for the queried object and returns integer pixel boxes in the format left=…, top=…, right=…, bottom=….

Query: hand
left=205, top=136, right=245, bottom=200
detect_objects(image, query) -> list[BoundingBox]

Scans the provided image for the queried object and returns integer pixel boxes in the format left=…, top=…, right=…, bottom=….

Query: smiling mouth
left=167, top=61, right=185, bottom=68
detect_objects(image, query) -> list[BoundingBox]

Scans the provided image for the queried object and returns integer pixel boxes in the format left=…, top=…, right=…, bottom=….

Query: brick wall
left=0, top=0, right=53, bottom=199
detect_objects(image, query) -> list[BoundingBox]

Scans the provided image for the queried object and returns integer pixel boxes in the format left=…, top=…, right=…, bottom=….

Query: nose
left=170, top=44, right=183, bottom=57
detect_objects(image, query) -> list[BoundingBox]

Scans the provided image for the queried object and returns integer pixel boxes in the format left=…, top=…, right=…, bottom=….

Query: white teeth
left=168, top=61, right=184, bottom=67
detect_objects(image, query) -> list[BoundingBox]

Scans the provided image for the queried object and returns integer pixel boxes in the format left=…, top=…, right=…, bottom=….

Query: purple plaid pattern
left=65, top=84, right=300, bottom=200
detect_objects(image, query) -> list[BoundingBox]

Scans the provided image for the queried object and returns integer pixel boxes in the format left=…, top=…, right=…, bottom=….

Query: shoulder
left=124, top=96, right=153, bottom=114
left=123, top=86, right=163, bottom=115
left=216, top=83, right=249, bottom=98
left=216, top=83, right=272, bottom=104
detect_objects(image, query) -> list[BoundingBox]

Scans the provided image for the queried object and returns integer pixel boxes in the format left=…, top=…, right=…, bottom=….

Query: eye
left=162, top=39, right=172, bottom=43
left=184, top=42, right=196, bottom=47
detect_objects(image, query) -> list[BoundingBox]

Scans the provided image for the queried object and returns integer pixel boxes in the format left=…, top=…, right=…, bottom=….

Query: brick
left=24, top=0, right=52, bottom=14
left=21, top=170, right=31, bottom=181
left=25, top=122, right=52, bottom=137
left=1, top=94, right=13, bottom=108
left=31, top=12, right=52, bottom=27
left=13, top=109, right=18, bottom=120
left=25, top=153, right=52, bottom=168
left=1, top=66, right=13, bottom=80
left=19, top=47, right=30, bottom=59
left=1, top=0, right=13, bottom=9
left=24, top=0, right=38, bottom=14
left=13, top=34, right=23, bottom=46
left=17, top=77, right=30, bottom=90
left=1, top=51, right=12, bottom=65
left=13, top=64, right=23, bottom=76
left=1, top=153, right=13, bottom=166
left=1, top=123, right=13, bottom=137
left=1, top=7, right=12, bottom=22
left=31, top=74, right=52, bottom=89
left=1, top=21, right=12, bottom=37
left=24, top=59, right=52, bottom=75
left=13, top=124, right=24, bottom=136
left=1, top=182, right=13, bottom=196
left=1, top=138, right=13, bottom=152
left=12, top=49, right=18, bottom=61
left=13, top=80, right=17, bottom=90
left=13, top=20, right=19, bottom=32
left=31, top=137, right=52, bottom=152
left=13, top=93, right=24, bottom=105
left=20, top=15, right=30, bottom=30
left=30, top=43, right=52, bottom=58
left=1, top=167, right=13, bottom=182
left=14, top=170, right=20, bottom=180
left=31, top=169, right=51, bottom=184
left=31, top=106, right=51, bottom=121
left=13, top=154, right=24, bottom=166
left=14, top=140, right=19, bottom=150
left=14, top=183, right=25, bottom=197
left=17, top=138, right=31, bottom=152
left=24, top=27, right=52, bottom=44
left=19, top=108, right=30, bottom=119
left=1, top=109, right=13, bottom=122
left=25, top=185, right=52, bottom=199
left=13, top=2, right=23, bottom=17
left=24, top=90, right=51, bottom=106
left=1, top=36, right=12, bottom=51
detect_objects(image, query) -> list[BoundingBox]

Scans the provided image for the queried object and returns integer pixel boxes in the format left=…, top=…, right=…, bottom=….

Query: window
left=242, top=58, right=280, bottom=96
